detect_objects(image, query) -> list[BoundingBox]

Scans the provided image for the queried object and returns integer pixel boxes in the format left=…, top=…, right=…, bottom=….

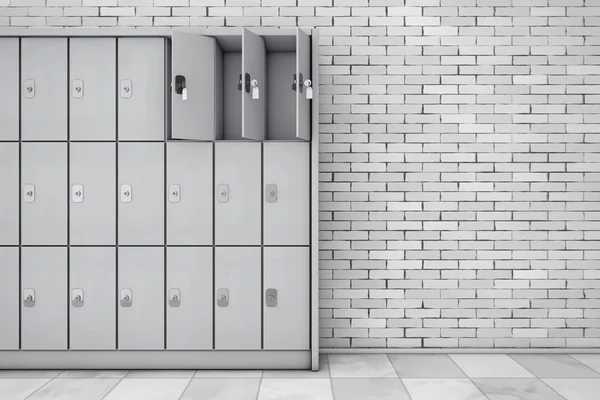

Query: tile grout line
left=446, top=354, right=491, bottom=400
left=22, top=371, right=63, bottom=400
left=176, top=376, right=194, bottom=400
left=386, top=353, right=414, bottom=400
left=100, top=371, right=130, bottom=400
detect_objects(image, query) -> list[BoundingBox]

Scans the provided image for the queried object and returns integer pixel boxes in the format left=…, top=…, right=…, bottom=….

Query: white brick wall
left=3, top=0, right=600, bottom=349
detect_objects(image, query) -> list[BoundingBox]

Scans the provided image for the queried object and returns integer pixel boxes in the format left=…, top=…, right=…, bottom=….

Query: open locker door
left=242, top=28, right=266, bottom=141
left=172, top=31, right=221, bottom=140
left=296, top=28, right=311, bottom=141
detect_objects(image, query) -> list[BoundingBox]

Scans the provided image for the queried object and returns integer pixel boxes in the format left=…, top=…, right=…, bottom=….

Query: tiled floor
left=1, top=354, right=600, bottom=399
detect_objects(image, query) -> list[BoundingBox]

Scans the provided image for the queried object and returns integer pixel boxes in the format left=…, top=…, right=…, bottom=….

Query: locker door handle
left=168, top=184, right=181, bottom=203
left=120, top=184, right=132, bottom=203
left=23, top=79, right=35, bottom=98
left=72, top=184, right=84, bottom=203
left=72, top=79, right=84, bottom=98
left=266, top=289, right=278, bottom=307
left=168, top=289, right=181, bottom=307
left=120, top=289, right=132, bottom=307
left=23, top=289, right=35, bottom=307
left=72, top=288, right=84, bottom=307
left=23, top=184, right=35, bottom=203
left=265, top=184, right=278, bottom=203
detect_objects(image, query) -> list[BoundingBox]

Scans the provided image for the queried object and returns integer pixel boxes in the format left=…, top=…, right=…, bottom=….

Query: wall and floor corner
left=1, top=0, right=599, bottom=351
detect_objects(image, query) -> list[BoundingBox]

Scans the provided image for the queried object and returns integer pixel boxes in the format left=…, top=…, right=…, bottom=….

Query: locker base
left=0, top=350, right=311, bottom=370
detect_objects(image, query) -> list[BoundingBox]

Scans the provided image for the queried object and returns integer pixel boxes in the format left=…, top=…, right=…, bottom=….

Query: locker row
left=0, top=246, right=309, bottom=351
left=0, top=29, right=311, bottom=142
left=0, top=141, right=309, bottom=247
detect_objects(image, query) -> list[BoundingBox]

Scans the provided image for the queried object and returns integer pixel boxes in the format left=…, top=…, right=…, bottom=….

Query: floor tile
left=511, top=355, right=600, bottom=378
left=0, top=371, right=61, bottom=379
left=181, top=378, right=260, bottom=400
left=57, top=370, right=128, bottom=379
left=194, top=370, right=263, bottom=378
left=328, top=355, right=397, bottom=378
left=543, top=379, right=600, bottom=400
left=125, top=370, right=195, bottom=379
left=26, top=378, right=120, bottom=400
left=258, top=378, right=333, bottom=400
left=402, top=379, right=487, bottom=400
left=389, top=354, right=466, bottom=378
left=332, top=378, right=411, bottom=400
left=103, top=378, right=190, bottom=400
left=0, top=378, right=50, bottom=400
left=570, top=354, right=600, bottom=374
left=473, top=378, right=565, bottom=400
left=263, top=355, right=329, bottom=378
left=450, top=354, right=534, bottom=378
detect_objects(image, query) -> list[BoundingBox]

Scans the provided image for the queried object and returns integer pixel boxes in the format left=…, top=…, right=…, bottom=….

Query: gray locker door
left=0, top=38, right=19, bottom=141
left=70, top=38, right=116, bottom=141
left=264, top=247, right=310, bottom=350
left=167, top=247, right=212, bottom=350
left=167, top=142, right=213, bottom=245
left=21, top=38, right=67, bottom=141
left=70, top=143, right=116, bottom=245
left=242, top=28, right=266, bottom=141
left=70, top=247, right=116, bottom=350
left=215, top=142, right=261, bottom=246
left=296, top=28, right=311, bottom=141
left=0, top=144, right=19, bottom=246
left=118, top=143, right=164, bottom=245
left=215, top=247, right=261, bottom=350
left=22, top=143, right=68, bottom=246
left=264, top=143, right=310, bottom=246
left=0, top=247, right=19, bottom=350
left=118, top=38, right=165, bottom=141
left=118, top=247, right=164, bottom=350
left=22, top=247, right=67, bottom=350
left=172, top=32, right=221, bottom=140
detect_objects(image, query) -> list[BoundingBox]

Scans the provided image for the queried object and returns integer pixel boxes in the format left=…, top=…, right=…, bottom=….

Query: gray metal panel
left=0, top=247, right=19, bottom=350
left=118, top=247, right=164, bottom=350
left=118, top=38, right=165, bottom=141
left=0, top=38, right=19, bottom=141
left=69, top=38, right=116, bottom=141
left=70, top=247, right=116, bottom=350
left=171, top=32, right=218, bottom=140
left=214, top=142, right=261, bottom=246
left=215, top=247, right=261, bottom=350
left=311, top=29, right=320, bottom=372
left=70, top=143, right=116, bottom=245
left=167, top=247, right=212, bottom=350
left=296, top=28, right=311, bottom=141
left=264, top=247, right=310, bottom=350
left=267, top=52, right=295, bottom=140
left=264, top=142, right=310, bottom=246
left=0, top=144, right=19, bottom=246
left=21, top=38, right=67, bottom=141
left=21, top=247, right=67, bottom=350
left=118, top=143, right=164, bottom=246
left=223, top=52, right=242, bottom=140
left=167, top=142, right=212, bottom=245
left=21, top=143, right=68, bottom=246
left=242, top=29, right=266, bottom=141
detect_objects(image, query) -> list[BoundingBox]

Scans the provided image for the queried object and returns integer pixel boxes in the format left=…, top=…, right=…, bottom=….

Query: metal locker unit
left=215, top=247, right=261, bottom=350
left=214, top=142, right=261, bottom=246
left=167, top=142, right=213, bottom=246
left=0, top=143, right=19, bottom=246
left=21, top=247, right=67, bottom=350
left=21, top=38, right=68, bottom=141
left=70, top=38, right=117, bottom=141
left=70, top=143, right=116, bottom=245
left=21, top=143, right=68, bottom=246
left=118, top=38, right=166, bottom=141
left=0, top=247, right=19, bottom=350
left=70, top=247, right=116, bottom=350
left=242, top=29, right=266, bottom=141
left=0, top=38, right=19, bottom=141
left=118, top=247, right=164, bottom=350
left=264, top=247, right=310, bottom=350
left=171, top=32, right=223, bottom=140
left=118, top=142, right=164, bottom=246
left=264, top=142, right=310, bottom=246
left=167, top=247, right=212, bottom=350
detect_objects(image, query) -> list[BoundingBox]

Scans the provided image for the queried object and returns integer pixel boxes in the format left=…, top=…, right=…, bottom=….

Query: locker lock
left=120, top=289, right=132, bottom=307
left=175, top=75, right=187, bottom=101
left=72, top=79, right=84, bottom=99
left=23, top=79, right=35, bottom=98
left=266, top=289, right=278, bottom=307
left=120, top=80, right=132, bottom=98
left=168, top=289, right=181, bottom=307
left=23, top=184, right=35, bottom=203
left=265, top=184, right=278, bottom=203
left=72, top=288, right=84, bottom=307
left=169, top=184, right=181, bottom=203
left=303, top=79, right=313, bottom=100
left=120, top=184, right=132, bottom=203
left=72, top=184, right=84, bottom=203
left=23, top=289, right=35, bottom=307
left=217, top=288, right=229, bottom=307
left=217, top=184, right=229, bottom=203
left=251, top=79, right=259, bottom=100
